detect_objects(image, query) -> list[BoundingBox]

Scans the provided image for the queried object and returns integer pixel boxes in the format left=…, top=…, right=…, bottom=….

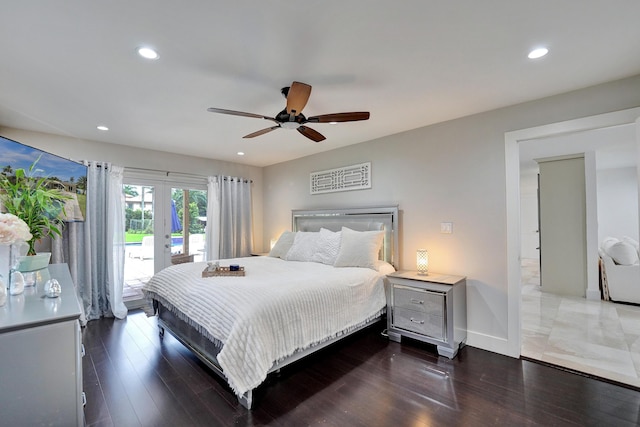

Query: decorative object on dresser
left=0, top=212, right=32, bottom=296
left=0, top=273, right=6, bottom=306
left=386, top=270, right=467, bottom=359
left=44, top=278, right=62, bottom=298
left=0, top=264, right=84, bottom=426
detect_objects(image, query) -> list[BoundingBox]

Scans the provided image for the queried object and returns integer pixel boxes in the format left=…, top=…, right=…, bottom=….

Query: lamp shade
left=417, top=249, right=428, bottom=275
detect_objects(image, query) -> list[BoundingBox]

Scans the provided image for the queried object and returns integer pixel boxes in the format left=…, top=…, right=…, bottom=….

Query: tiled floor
left=521, top=258, right=640, bottom=388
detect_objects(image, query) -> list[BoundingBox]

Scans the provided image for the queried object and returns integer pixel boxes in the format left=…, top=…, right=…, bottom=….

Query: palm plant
left=0, top=157, right=71, bottom=255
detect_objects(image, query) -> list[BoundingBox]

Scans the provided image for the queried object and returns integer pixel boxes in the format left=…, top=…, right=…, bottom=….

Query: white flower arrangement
left=0, top=212, right=33, bottom=245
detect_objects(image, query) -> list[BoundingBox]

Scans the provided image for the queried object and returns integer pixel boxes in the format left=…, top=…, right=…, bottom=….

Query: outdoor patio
left=123, top=236, right=206, bottom=308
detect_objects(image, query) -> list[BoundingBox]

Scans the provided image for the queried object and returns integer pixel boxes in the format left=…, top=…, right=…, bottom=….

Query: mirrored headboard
left=292, top=206, right=399, bottom=267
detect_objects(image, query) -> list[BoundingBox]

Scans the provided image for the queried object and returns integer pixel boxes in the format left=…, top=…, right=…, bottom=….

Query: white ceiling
left=1, top=1, right=640, bottom=167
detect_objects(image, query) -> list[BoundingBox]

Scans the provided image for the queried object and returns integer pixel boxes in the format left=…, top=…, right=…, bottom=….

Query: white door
left=122, top=175, right=207, bottom=307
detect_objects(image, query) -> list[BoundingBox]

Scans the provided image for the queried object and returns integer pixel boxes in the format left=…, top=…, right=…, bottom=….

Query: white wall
left=262, top=74, right=640, bottom=356
left=597, top=166, right=639, bottom=243
left=0, top=127, right=265, bottom=250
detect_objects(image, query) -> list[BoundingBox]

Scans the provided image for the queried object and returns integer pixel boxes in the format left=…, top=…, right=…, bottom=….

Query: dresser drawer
left=392, top=307, right=445, bottom=340
left=392, top=285, right=444, bottom=316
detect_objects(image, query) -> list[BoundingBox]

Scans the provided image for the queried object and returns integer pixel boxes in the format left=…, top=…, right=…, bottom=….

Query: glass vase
left=0, top=243, right=12, bottom=290
left=0, top=275, right=6, bottom=306
left=0, top=242, right=28, bottom=292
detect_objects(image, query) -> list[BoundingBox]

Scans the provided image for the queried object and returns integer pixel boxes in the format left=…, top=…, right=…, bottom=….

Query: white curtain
left=205, top=176, right=221, bottom=260
left=205, top=175, right=253, bottom=260
left=52, top=162, right=127, bottom=323
left=106, top=165, right=126, bottom=318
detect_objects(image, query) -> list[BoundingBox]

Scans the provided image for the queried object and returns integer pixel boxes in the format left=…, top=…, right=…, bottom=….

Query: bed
left=143, top=206, right=399, bottom=409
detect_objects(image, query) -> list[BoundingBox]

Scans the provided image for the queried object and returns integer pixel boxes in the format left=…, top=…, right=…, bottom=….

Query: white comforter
left=142, top=256, right=388, bottom=396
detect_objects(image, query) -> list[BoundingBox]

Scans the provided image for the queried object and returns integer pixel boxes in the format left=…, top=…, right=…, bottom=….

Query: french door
left=122, top=174, right=207, bottom=307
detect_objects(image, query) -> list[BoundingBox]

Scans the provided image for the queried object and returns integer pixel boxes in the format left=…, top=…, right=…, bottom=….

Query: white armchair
left=600, top=237, right=640, bottom=304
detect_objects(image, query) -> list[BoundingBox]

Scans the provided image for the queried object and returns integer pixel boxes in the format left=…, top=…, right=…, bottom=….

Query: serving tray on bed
left=202, top=266, right=245, bottom=277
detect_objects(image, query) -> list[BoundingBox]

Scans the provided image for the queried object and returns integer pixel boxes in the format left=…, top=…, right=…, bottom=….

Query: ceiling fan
left=207, top=81, right=370, bottom=142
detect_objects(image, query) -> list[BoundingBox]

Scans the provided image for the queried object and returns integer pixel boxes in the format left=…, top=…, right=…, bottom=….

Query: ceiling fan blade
left=207, top=107, right=278, bottom=123
left=286, top=81, right=312, bottom=115
left=307, top=112, right=370, bottom=123
left=298, top=126, right=325, bottom=142
left=243, top=126, right=281, bottom=138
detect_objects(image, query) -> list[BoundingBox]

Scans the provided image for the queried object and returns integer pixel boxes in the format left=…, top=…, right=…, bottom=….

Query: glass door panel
left=122, top=178, right=207, bottom=308
left=123, top=182, right=157, bottom=307
left=170, top=187, right=207, bottom=264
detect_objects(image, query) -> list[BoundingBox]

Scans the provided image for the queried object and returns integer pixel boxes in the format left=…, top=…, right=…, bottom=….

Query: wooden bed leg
left=238, top=390, right=253, bottom=409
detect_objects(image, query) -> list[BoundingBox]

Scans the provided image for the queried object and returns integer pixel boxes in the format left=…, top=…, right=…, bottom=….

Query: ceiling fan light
left=97, top=125, right=109, bottom=131
left=281, top=121, right=300, bottom=130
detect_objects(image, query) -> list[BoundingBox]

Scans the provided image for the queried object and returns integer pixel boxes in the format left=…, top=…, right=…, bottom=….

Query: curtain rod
left=124, top=166, right=206, bottom=179
left=221, top=177, right=253, bottom=183
left=125, top=166, right=253, bottom=183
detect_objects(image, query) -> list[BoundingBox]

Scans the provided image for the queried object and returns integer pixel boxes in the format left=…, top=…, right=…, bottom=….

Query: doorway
left=505, top=107, right=640, bottom=385
left=122, top=174, right=207, bottom=308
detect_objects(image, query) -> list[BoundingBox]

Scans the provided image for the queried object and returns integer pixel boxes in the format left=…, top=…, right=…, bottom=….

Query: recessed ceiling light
left=97, top=125, right=109, bottom=131
left=329, top=121, right=338, bottom=125
left=237, top=151, right=245, bottom=156
left=528, top=47, right=548, bottom=59
left=137, top=47, right=159, bottom=60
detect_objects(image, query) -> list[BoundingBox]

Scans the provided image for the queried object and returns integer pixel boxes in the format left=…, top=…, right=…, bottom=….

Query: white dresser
left=386, top=271, right=467, bottom=358
left=0, top=264, right=84, bottom=426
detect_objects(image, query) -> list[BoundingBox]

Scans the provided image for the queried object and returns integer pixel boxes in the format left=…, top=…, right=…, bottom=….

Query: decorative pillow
left=284, top=231, right=320, bottom=262
left=374, top=260, right=396, bottom=275
left=333, top=227, right=384, bottom=269
left=311, top=228, right=342, bottom=265
left=269, top=231, right=296, bottom=258
left=606, top=241, right=640, bottom=266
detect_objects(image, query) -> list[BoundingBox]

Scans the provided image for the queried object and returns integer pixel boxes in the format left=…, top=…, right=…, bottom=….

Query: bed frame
left=155, top=205, right=399, bottom=409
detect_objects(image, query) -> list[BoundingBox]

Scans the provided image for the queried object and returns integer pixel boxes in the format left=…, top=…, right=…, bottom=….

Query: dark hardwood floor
left=82, top=310, right=640, bottom=426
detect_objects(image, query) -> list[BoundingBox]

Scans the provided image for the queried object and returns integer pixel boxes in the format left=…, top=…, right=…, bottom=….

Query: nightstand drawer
left=393, top=285, right=444, bottom=316
left=392, top=308, right=445, bottom=340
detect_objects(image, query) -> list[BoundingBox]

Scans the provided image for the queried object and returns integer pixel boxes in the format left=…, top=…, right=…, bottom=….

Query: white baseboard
left=466, top=330, right=518, bottom=358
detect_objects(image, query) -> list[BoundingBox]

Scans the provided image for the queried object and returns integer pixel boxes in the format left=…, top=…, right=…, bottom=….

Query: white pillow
left=374, top=260, right=396, bottom=275
left=269, top=231, right=296, bottom=258
left=601, top=237, right=619, bottom=253
left=334, top=227, right=384, bottom=269
left=606, top=241, right=640, bottom=266
left=311, top=228, right=342, bottom=265
left=622, top=236, right=640, bottom=255
left=284, top=231, right=320, bottom=262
